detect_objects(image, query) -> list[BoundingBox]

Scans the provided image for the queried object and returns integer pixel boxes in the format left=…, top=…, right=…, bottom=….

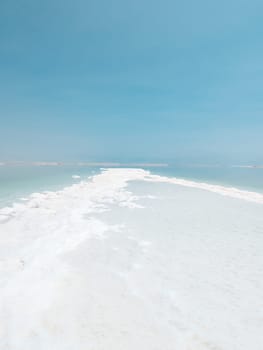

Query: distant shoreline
left=0, top=161, right=169, bottom=167
left=231, top=165, right=263, bottom=169
left=1, top=162, right=263, bottom=168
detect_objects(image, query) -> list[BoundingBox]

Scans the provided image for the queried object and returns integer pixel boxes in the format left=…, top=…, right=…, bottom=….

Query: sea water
left=0, top=165, right=99, bottom=208
left=153, top=165, right=263, bottom=193
left=0, top=167, right=263, bottom=349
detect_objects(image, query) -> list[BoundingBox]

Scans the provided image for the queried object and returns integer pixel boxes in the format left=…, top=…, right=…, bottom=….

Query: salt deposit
left=0, top=168, right=262, bottom=349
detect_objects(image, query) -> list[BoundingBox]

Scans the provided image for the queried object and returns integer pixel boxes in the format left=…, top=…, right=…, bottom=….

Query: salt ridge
left=0, top=168, right=262, bottom=223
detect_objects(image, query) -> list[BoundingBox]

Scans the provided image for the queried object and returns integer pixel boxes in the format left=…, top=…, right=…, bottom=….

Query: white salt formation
left=0, top=168, right=263, bottom=349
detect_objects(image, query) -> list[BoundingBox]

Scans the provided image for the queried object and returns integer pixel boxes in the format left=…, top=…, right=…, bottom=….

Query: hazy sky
left=0, top=0, right=262, bottom=163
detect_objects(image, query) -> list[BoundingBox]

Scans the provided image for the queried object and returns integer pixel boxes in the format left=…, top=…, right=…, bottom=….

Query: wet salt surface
left=0, top=169, right=263, bottom=349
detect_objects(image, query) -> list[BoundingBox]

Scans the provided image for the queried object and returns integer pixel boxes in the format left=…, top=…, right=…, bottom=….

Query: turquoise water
left=0, top=164, right=263, bottom=208
left=153, top=165, right=263, bottom=193
left=0, top=166, right=99, bottom=208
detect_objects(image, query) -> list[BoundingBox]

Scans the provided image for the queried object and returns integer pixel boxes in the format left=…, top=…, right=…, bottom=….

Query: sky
left=0, top=0, right=262, bottom=164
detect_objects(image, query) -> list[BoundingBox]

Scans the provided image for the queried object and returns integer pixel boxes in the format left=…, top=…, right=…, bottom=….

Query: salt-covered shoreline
left=1, top=168, right=263, bottom=224
left=1, top=168, right=263, bottom=350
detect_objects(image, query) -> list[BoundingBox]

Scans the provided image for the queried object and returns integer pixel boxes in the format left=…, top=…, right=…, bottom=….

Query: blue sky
left=0, top=0, right=262, bottom=163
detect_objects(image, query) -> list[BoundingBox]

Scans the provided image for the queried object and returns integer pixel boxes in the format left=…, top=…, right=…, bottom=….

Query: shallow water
left=0, top=168, right=263, bottom=349
left=153, top=165, right=263, bottom=193
left=0, top=165, right=99, bottom=208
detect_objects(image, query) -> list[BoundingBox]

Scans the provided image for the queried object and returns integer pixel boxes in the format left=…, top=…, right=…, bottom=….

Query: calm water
left=0, top=166, right=99, bottom=208
left=0, top=164, right=263, bottom=208
left=154, top=165, right=263, bottom=193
